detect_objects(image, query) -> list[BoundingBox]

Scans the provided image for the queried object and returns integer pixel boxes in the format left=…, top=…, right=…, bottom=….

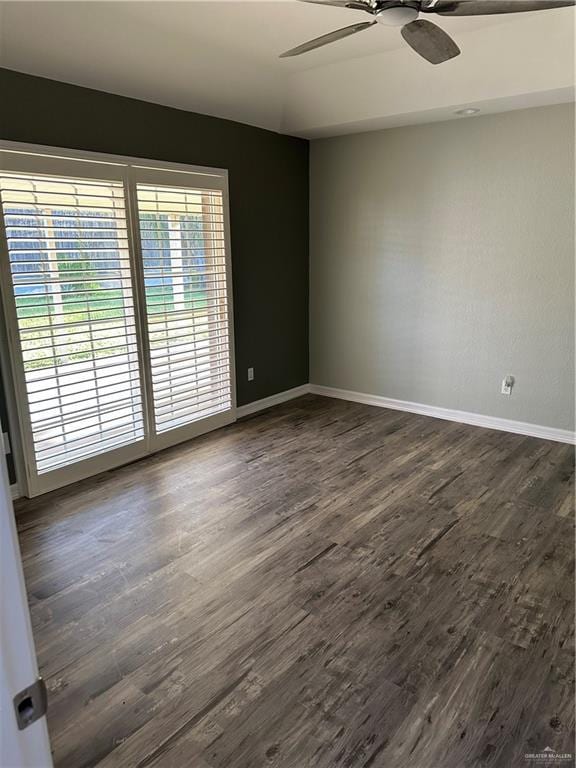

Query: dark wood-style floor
left=15, top=395, right=575, bottom=768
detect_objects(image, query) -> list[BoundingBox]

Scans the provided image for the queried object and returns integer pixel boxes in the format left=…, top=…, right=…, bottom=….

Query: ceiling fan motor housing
left=375, top=2, right=420, bottom=25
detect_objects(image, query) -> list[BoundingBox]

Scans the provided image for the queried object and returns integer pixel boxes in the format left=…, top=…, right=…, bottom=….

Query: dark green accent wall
left=0, top=68, right=309, bottom=485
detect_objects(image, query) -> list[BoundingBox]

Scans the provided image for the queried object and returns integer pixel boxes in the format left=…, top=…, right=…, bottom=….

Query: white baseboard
left=309, top=385, right=576, bottom=445
left=236, top=384, right=311, bottom=418
left=7, top=386, right=570, bottom=504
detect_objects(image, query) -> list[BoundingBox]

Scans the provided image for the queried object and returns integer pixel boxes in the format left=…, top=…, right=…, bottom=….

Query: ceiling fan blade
left=401, top=19, right=460, bottom=63
left=280, top=20, right=376, bottom=57
left=421, top=0, right=574, bottom=15
left=297, top=0, right=375, bottom=9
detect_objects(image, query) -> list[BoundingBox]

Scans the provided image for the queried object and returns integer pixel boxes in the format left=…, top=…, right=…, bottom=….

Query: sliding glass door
left=0, top=147, right=235, bottom=496
left=133, top=178, right=232, bottom=449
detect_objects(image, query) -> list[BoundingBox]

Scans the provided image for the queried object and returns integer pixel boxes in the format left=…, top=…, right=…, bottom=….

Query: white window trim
left=0, top=140, right=236, bottom=497
left=0, top=140, right=228, bottom=181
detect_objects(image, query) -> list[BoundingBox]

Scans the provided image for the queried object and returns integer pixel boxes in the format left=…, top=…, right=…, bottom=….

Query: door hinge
left=13, top=677, right=48, bottom=730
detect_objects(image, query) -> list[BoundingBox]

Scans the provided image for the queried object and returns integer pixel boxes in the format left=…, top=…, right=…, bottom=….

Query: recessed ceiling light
left=455, top=108, right=480, bottom=116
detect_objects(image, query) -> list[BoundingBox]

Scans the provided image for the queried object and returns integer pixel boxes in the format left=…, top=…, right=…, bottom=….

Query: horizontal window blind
left=0, top=146, right=235, bottom=497
left=0, top=172, right=144, bottom=473
left=136, top=183, right=231, bottom=433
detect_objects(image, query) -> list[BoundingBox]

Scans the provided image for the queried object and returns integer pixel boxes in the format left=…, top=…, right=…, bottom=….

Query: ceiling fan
left=280, top=0, right=575, bottom=64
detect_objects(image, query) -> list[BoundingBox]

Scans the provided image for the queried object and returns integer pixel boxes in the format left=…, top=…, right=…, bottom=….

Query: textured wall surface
left=310, top=104, right=575, bottom=431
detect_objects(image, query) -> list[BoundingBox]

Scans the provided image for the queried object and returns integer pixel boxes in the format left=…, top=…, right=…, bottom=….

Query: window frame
left=0, top=141, right=236, bottom=497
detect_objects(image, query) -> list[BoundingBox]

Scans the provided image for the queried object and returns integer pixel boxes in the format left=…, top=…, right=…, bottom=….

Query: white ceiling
left=0, top=1, right=574, bottom=137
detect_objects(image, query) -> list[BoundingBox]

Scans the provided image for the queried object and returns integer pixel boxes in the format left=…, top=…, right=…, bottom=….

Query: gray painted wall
left=0, top=69, right=309, bottom=485
left=310, top=104, right=575, bottom=431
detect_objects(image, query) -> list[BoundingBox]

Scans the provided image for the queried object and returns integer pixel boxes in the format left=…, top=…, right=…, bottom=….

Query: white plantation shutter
left=0, top=146, right=235, bottom=497
left=136, top=183, right=232, bottom=433
left=0, top=171, right=145, bottom=476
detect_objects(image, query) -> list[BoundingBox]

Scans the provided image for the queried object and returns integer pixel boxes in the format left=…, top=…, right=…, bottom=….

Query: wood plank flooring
left=15, top=394, right=575, bottom=768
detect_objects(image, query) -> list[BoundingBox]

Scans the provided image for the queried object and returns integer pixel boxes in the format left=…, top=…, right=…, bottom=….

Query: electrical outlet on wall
left=247, top=367, right=254, bottom=382
left=501, top=375, right=515, bottom=396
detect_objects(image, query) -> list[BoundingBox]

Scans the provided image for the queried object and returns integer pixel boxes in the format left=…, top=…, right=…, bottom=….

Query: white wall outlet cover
left=501, top=376, right=515, bottom=396
left=248, top=367, right=254, bottom=381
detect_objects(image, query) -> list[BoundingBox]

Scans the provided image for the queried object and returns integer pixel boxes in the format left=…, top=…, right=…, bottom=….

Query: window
left=0, top=146, right=235, bottom=496
left=136, top=183, right=231, bottom=434
left=0, top=172, right=143, bottom=475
